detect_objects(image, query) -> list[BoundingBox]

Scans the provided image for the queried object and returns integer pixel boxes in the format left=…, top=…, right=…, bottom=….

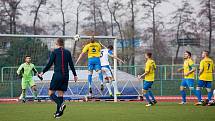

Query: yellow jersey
left=144, top=59, right=156, bottom=81
left=199, top=57, right=214, bottom=81
left=82, top=42, right=101, bottom=58
left=183, top=58, right=195, bottom=79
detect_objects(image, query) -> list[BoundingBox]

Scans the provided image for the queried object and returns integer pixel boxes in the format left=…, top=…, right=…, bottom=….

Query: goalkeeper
left=17, top=55, right=39, bottom=103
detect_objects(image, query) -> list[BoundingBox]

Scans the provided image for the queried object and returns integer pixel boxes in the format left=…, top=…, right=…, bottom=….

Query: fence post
left=160, top=66, right=163, bottom=96
left=1, top=67, right=4, bottom=82
left=10, top=81, right=14, bottom=97
left=134, top=65, right=137, bottom=76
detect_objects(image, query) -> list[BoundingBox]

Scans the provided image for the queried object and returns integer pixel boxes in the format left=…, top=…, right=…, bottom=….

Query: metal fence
left=0, top=65, right=214, bottom=98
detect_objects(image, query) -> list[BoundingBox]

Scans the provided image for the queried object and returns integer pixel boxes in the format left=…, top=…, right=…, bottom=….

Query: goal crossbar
left=0, top=34, right=117, bottom=39
left=0, top=34, right=119, bottom=102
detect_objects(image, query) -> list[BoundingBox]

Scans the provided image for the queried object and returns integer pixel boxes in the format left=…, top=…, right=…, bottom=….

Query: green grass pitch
left=0, top=102, right=214, bottom=121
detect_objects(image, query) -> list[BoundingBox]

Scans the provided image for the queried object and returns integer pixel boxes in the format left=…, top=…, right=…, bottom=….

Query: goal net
left=0, top=34, right=141, bottom=101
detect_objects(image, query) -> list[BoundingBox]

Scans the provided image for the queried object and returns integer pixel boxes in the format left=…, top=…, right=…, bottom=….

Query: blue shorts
left=143, top=81, right=154, bottom=90
left=88, top=57, right=101, bottom=71
left=197, top=80, right=212, bottom=88
left=180, top=79, right=194, bottom=87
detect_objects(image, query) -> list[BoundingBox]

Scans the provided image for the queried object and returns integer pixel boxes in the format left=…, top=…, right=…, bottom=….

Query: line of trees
left=0, top=0, right=214, bottom=65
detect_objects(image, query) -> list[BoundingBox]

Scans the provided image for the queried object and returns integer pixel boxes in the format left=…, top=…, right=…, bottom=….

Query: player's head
left=25, top=55, right=31, bottom=63
left=184, top=51, right=191, bottom=59
left=56, top=38, right=64, bottom=47
left=145, top=52, right=152, bottom=59
left=90, top=36, right=95, bottom=43
left=202, top=50, right=209, bottom=58
left=108, top=45, right=113, bottom=51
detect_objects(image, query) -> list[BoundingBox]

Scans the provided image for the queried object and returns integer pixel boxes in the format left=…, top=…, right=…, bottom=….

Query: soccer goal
left=0, top=34, right=142, bottom=102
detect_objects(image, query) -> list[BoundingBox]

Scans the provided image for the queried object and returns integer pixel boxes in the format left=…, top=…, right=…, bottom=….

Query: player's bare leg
left=142, top=89, right=153, bottom=107
left=88, top=70, right=93, bottom=96
left=179, top=86, right=187, bottom=104
left=31, top=85, right=38, bottom=101
left=20, top=89, right=26, bottom=103
left=96, top=70, right=104, bottom=91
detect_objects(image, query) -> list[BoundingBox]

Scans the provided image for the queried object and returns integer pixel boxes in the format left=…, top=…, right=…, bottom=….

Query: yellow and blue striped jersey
left=199, top=57, right=214, bottom=81
left=82, top=42, right=101, bottom=58
left=183, top=58, right=195, bottom=79
left=144, top=59, right=156, bottom=81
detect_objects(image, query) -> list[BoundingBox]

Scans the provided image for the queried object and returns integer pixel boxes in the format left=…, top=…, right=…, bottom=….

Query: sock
left=196, top=90, right=202, bottom=102
left=88, top=75, right=92, bottom=88
left=50, top=93, right=61, bottom=113
left=190, top=88, right=196, bottom=96
left=22, top=90, right=26, bottom=100
left=208, top=91, right=213, bottom=101
left=58, top=97, right=64, bottom=105
left=148, top=90, right=155, bottom=101
left=33, top=90, right=38, bottom=100
left=180, top=90, right=186, bottom=102
left=112, top=80, right=119, bottom=93
left=98, top=72, right=103, bottom=85
left=106, top=83, right=112, bottom=95
left=144, top=93, right=151, bottom=103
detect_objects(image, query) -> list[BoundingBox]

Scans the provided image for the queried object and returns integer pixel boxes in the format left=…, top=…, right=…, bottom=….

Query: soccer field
left=0, top=102, right=214, bottom=121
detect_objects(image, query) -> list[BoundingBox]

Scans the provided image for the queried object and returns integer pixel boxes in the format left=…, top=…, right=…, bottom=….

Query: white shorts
left=101, top=65, right=112, bottom=78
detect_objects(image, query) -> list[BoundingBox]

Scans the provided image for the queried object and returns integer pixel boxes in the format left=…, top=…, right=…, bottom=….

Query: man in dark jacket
left=39, top=38, right=78, bottom=118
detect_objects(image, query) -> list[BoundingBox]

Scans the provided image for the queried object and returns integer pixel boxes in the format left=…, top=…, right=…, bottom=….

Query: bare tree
left=60, top=0, right=66, bottom=35
left=31, top=0, right=46, bottom=35
left=1, top=0, right=22, bottom=34
left=106, top=0, right=114, bottom=36
left=199, top=0, right=215, bottom=53
left=142, top=0, right=164, bottom=52
left=72, top=0, right=83, bottom=57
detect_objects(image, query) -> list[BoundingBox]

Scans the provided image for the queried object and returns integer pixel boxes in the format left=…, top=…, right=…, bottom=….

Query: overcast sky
left=18, top=0, right=201, bottom=35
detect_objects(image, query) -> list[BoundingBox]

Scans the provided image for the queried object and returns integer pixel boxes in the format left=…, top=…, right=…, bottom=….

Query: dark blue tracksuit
left=43, top=47, right=77, bottom=91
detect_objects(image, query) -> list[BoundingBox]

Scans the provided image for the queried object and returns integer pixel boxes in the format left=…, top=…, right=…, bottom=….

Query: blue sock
left=180, top=90, right=186, bottom=102
left=190, top=88, right=196, bottom=96
left=99, top=72, right=103, bottom=84
left=88, top=75, right=92, bottom=88
left=196, top=90, right=202, bottom=102
left=144, top=93, right=151, bottom=103
left=208, top=91, right=213, bottom=101
left=50, top=93, right=61, bottom=113
left=148, top=91, right=155, bottom=101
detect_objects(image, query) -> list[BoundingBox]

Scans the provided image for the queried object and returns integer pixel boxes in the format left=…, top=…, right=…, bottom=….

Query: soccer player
left=100, top=45, right=124, bottom=96
left=195, top=50, right=214, bottom=105
left=75, top=36, right=104, bottom=95
left=17, top=55, right=39, bottom=103
left=177, top=51, right=196, bottom=104
left=39, top=38, right=78, bottom=118
left=138, top=52, right=157, bottom=107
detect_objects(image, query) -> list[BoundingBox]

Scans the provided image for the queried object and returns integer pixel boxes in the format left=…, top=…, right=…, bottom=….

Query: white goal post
left=0, top=34, right=119, bottom=102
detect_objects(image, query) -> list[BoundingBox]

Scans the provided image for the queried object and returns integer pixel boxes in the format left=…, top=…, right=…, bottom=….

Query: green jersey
left=17, top=63, right=38, bottom=79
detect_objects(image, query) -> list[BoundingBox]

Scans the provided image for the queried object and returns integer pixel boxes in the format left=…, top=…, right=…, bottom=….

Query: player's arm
left=32, top=65, right=38, bottom=74
left=17, top=64, right=24, bottom=77
left=41, top=51, right=55, bottom=76
left=98, top=41, right=107, bottom=49
left=75, top=52, right=85, bottom=65
left=107, top=49, right=124, bottom=63
left=75, top=45, right=88, bottom=65
left=177, top=68, right=184, bottom=72
left=109, top=54, right=124, bottom=63
left=138, top=63, right=150, bottom=79
left=199, top=61, right=204, bottom=76
left=68, top=52, right=78, bottom=82
left=32, top=65, right=43, bottom=81
left=185, top=62, right=196, bottom=76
